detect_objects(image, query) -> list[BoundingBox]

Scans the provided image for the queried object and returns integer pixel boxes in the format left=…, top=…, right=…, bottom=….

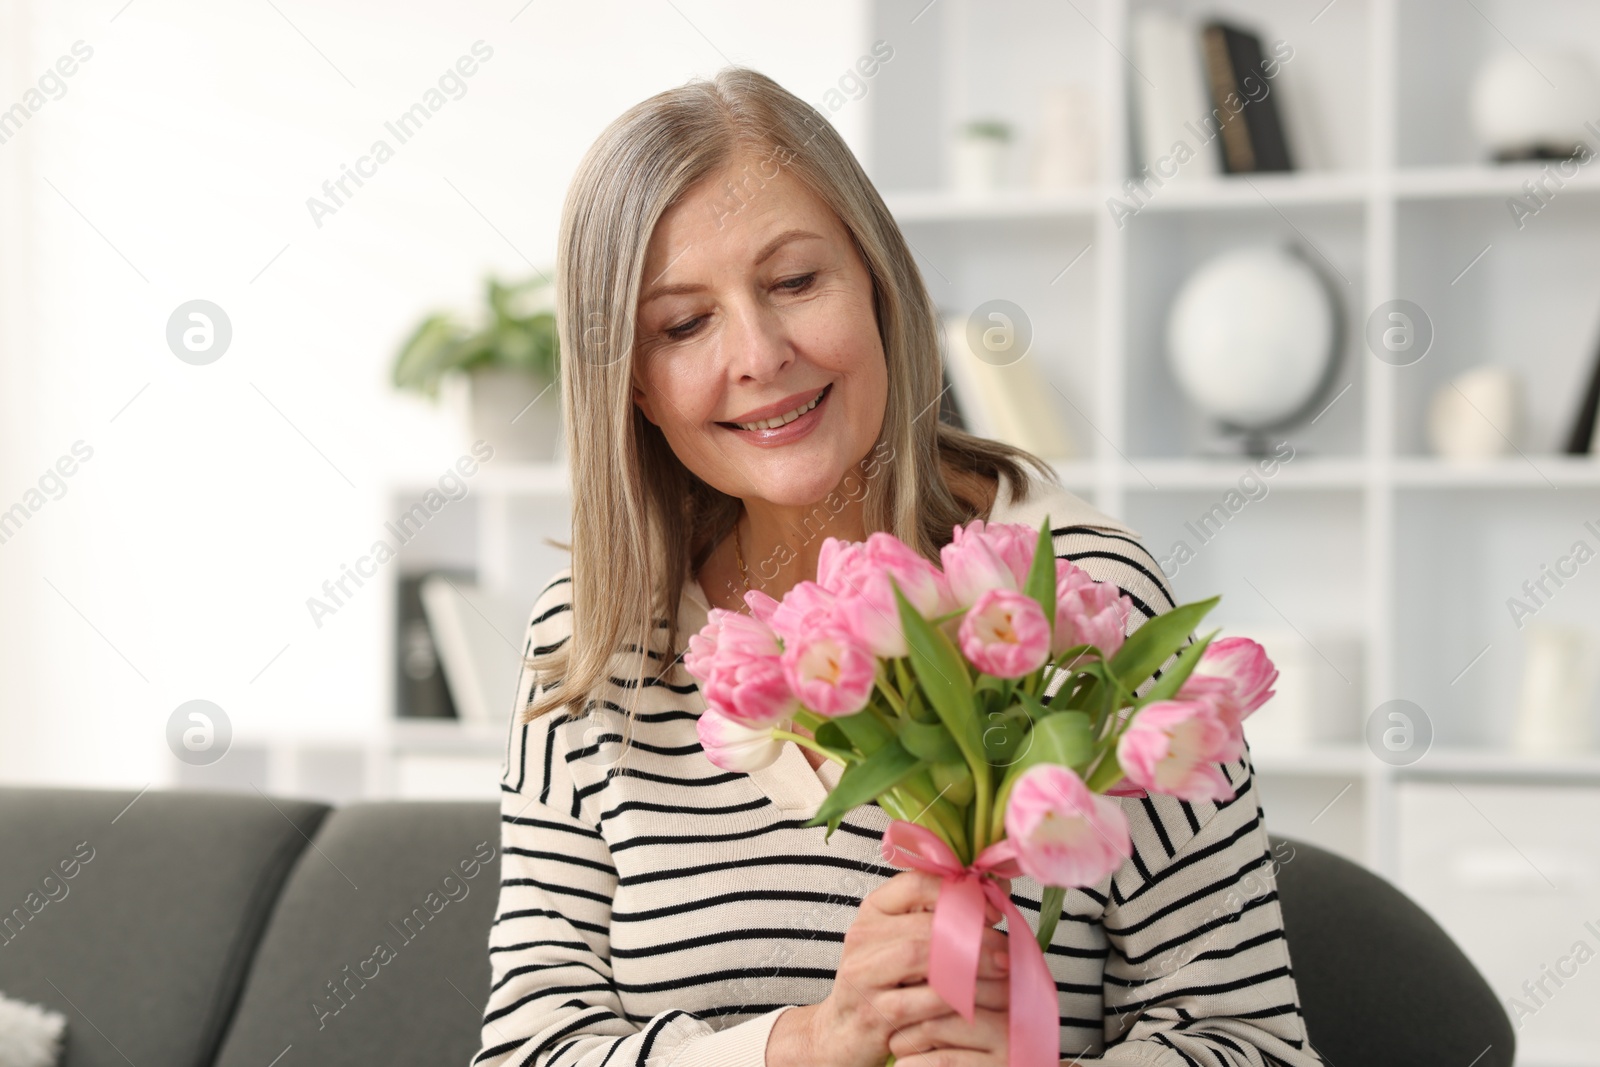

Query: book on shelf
left=939, top=313, right=1077, bottom=461
left=1130, top=10, right=1223, bottom=183
left=1199, top=19, right=1294, bottom=174
left=1564, top=315, right=1600, bottom=454
left=396, top=570, right=467, bottom=721
left=418, top=574, right=531, bottom=728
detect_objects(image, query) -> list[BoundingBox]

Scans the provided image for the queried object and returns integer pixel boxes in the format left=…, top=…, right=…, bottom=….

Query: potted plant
left=951, top=118, right=1014, bottom=194
left=392, top=273, right=561, bottom=462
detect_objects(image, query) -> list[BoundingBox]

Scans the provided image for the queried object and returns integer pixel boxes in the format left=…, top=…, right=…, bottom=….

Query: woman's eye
left=777, top=272, right=816, bottom=292
left=663, top=315, right=703, bottom=339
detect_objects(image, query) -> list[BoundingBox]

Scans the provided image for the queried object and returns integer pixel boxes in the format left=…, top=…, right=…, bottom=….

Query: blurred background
left=3, top=1, right=1600, bottom=1060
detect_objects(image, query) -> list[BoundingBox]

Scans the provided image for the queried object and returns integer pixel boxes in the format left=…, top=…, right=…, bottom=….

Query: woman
left=475, top=68, right=1322, bottom=1067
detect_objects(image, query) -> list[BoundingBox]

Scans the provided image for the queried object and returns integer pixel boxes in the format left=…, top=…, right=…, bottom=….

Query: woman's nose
left=723, top=299, right=793, bottom=381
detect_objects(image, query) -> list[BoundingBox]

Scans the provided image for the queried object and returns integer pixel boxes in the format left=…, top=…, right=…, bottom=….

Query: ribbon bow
left=879, top=820, right=1056, bottom=1067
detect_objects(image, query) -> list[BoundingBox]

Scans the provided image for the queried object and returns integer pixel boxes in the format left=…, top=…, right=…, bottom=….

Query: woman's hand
left=788, top=869, right=1014, bottom=1067
left=885, top=875, right=1015, bottom=1067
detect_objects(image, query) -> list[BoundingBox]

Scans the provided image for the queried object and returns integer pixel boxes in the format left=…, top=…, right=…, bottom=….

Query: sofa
left=0, top=786, right=1514, bottom=1067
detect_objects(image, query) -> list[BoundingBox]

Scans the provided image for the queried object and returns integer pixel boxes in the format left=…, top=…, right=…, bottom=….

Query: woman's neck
left=697, top=462, right=998, bottom=613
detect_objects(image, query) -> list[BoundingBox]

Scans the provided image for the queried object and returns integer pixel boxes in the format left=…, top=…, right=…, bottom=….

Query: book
left=418, top=574, right=530, bottom=727
left=396, top=571, right=465, bottom=719
left=1130, top=10, right=1223, bottom=183
left=1563, top=322, right=1600, bottom=454
left=940, top=313, right=1078, bottom=460
left=1200, top=20, right=1294, bottom=174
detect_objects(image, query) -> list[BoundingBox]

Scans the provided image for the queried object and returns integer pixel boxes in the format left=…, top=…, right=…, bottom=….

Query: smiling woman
left=476, top=66, right=1323, bottom=1067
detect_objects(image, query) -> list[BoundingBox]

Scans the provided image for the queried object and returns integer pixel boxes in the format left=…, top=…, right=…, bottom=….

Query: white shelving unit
left=862, top=1, right=1600, bottom=1061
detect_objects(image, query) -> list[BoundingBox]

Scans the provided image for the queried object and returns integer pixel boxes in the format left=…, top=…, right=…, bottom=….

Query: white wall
left=0, top=0, right=870, bottom=787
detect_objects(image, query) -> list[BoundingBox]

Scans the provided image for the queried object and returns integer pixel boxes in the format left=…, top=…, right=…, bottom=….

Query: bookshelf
left=860, top=0, right=1600, bottom=1061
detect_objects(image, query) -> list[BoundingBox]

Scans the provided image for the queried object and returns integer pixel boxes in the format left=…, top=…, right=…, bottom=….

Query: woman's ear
left=632, top=381, right=659, bottom=426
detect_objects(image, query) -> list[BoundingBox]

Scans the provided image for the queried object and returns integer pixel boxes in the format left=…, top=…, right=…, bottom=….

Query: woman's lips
left=719, top=383, right=832, bottom=446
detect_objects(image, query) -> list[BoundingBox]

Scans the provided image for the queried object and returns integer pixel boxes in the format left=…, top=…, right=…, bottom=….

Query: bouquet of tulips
left=683, top=516, right=1277, bottom=1067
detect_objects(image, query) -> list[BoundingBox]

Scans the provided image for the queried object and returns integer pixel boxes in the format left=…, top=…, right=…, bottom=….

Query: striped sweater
left=473, top=474, right=1324, bottom=1067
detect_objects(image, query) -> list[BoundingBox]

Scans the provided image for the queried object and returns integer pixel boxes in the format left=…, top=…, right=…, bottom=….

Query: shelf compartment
left=1392, top=486, right=1600, bottom=750
left=1392, top=195, right=1600, bottom=458
left=1122, top=201, right=1367, bottom=460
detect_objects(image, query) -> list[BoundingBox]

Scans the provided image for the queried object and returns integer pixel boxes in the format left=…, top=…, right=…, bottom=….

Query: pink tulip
left=780, top=629, right=878, bottom=717
left=696, top=707, right=785, bottom=772
left=683, top=608, right=799, bottom=727
left=1103, top=777, right=1149, bottom=799
left=1117, top=699, right=1240, bottom=802
left=817, top=533, right=954, bottom=658
left=1054, top=562, right=1132, bottom=658
left=1004, top=763, right=1132, bottom=888
left=1179, top=637, right=1278, bottom=733
left=958, top=588, right=1051, bottom=679
left=766, top=580, right=838, bottom=646
left=940, top=520, right=1040, bottom=608
left=743, top=588, right=781, bottom=625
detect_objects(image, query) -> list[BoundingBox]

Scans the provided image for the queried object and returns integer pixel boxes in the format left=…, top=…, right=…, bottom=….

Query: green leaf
left=831, top=708, right=895, bottom=756
left=974, top=674, right=1008, bottom=696
left=805, top=739, right=923, bottom=829
left=1023, top=516, right=1058, bottom=641
left=982, top=706, right=1031, bottom=764
left=814, top=720, right=853, bottom=753
left=899, top=718, right=966, bottom=764
left=1084, top=749, right=1127, bottom=793
left=1031, top=711, right=1095, bottom=769
left=1035, top=885, right=1067, bottom=949
left=994, top=710, right=1094, bottom=795
left=930, top=760, right=975, bottom=807
left=1138, top=628, right=1221, bottom=705
left=1106, top=596, right=1220, bottom=695
left=1015, top=689, right=1052, bottom=723
left=988, top=710, right=1097, bottom=841
left=893, top=578, right=983, bottom=766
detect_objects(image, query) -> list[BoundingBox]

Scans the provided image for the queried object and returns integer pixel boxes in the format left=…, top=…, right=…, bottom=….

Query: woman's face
left=631, top=148, right=888, bottom=510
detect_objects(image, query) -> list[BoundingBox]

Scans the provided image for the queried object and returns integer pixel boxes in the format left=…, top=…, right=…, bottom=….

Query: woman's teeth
left=732, top=387, right=826, bottom=431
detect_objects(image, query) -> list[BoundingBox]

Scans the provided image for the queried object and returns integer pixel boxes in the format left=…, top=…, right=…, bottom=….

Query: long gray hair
left=519, top=66, right=1056, bottom=756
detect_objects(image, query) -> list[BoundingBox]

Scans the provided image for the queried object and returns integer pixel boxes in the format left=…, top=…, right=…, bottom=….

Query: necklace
left=732, top=515, right=751, bottom=602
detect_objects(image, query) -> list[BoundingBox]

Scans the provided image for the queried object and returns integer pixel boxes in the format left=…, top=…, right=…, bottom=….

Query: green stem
left=874, top=663, right=908, bottom=719
left=1035, top=885, right=1066, bottom=950
left=970, top=761, right=993, bottom=858
left=893, top=657, right=918, bottom=705
left=771, top=729, right=849, bottom=767
left=865, top=701, right=898, bottom=733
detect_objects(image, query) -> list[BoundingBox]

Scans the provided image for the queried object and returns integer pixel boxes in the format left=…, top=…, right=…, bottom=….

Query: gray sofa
left=0, top=786, right=1513, bottom=1067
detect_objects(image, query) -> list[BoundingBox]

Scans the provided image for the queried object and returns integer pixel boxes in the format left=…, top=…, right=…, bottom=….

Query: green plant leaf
left=893, top=578, right=983, bottom=765
left=805, top=739, right=923, bottom=829
left=1138, top=628, right=1221, bottom=705
left=1106, top=596, right=1219, bottom=695
left=989, top=710, right=1097, bottom=840
left=899, top=718, right=965, bottom=764
left=982, top=707, right=1030, bottom=764
left=814, top=720, right=853, bottom=754
left=1023, top=516, right=1058, bottom=641
left=1084, top=749, right=1127, bottom=793
left=1016, top=689, right=1052, bottom=723
left=994, top=710, right=1094, bottom=798
left=930, top=760, right=975, bottom=807
left=832, top=707, right=895, bottom=756
left=1035, top=885, right=1067, bottom=949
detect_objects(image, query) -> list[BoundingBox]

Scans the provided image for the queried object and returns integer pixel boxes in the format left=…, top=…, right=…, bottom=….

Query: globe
left=1165, top=243, right=1337, bottom=448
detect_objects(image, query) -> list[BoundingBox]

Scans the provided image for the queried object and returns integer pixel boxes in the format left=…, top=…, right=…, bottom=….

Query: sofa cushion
left=0, top=786, right=330, bottom=1067
left=211, top=801, right=499, bottom=1067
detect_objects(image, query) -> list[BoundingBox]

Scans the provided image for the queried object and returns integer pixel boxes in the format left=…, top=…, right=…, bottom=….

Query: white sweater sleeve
left=471, top=569, right=799, bottom=1067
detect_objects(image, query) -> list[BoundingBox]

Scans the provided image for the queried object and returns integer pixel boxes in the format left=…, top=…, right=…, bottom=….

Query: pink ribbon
left=879, top=820, right=1057, bottom=1067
